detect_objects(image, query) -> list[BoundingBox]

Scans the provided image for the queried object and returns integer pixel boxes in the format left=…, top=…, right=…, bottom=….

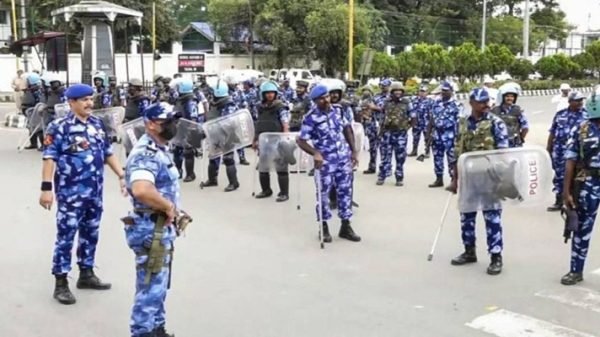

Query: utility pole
left=248, top=0, right=255, bottom=69
left=481, top=0, right=487, bottom=51
left=523, top=0, right=530, bottom=60
left=19, top=0, right=28, bottom=71
left=348, top=0, right=354, bottom=80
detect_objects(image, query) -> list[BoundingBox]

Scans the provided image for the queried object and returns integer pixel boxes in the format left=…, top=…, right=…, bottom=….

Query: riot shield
left=93, top=107, right=124, bottom=141
left=27, top=103, right=46, bottom=134
left=53, top=103, right=70, bottom=118
left=352, top=122, right=365, bottom=153
left=202, top=109, right=254, bottom=159
left=457, top=146, right=553, bottom=213
left=170, top=118, right=204, bottom=149
left=258, top=132, right=301, bottom=172
left=120, top=117, right=146, bottom=154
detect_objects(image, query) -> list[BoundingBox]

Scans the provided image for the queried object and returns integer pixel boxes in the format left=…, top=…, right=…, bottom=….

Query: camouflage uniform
left=378, top=97, right=414, bottom=183
left=125, top=134, right=179, bottom=337
left=43, top=112, right=113, bottom=275
left=411, top=95, right=433, bottom=151
left=491, top=104, right=529, bottom=148
left=289, top=93, right=313, bottom=132
left=431, top=97, right=461, bottom=179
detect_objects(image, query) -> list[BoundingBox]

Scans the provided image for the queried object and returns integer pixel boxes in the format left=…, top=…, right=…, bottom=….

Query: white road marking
left=535, top=287, right=600, bottom=314
left=466, top=309, right=596, bottom=337
left=531, top=110, right=545, bottom=115
left=591, top=268, right=600, bottom=276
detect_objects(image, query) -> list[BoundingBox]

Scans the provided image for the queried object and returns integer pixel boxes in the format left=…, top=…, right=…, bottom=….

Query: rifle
left=563, top=169, right=583, bottom=243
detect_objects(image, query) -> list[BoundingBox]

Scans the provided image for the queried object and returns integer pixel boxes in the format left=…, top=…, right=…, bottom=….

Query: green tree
left=530, top=7, right=570, bottom=42
left=572, top=52, right=595, bottom=74
left=584, top=41, right=600, bottom=78
left=410, top=43, right=453, bottom=79
left=449, top=42, right=484, bottom=79
left=508, top=58, right=534, bottom=80
left=535, top=55, right=559, bottom=79
left=207, top=0, right=258, bottom=54
left=371, top=52, right=395, bottom=78
left=395, top=50, right=420, bottom=79
left=482, top=43, right=515, bottom=75
left=173, top=0, right=209, bottom=28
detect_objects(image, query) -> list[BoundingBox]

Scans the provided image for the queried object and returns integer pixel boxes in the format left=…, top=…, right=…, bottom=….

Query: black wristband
left=41, top=181, right=52, bottom=191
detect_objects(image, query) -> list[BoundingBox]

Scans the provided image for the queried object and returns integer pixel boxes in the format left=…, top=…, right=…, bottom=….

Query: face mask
left=51, top=83, right=61, bottom=91
left=159, top=119, right=178, bottom=140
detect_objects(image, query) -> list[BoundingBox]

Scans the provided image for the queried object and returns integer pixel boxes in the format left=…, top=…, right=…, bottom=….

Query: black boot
left=200, top=162, right=218, bottom=188
left=428, top=176, right=443, bottom=188
left=239, top=158, right=250, bottom=166
left=408, top=148, right=417, bottom=157
left=255, top=172, right=273, bottom=198
left=561, top=272, right=584, bottom=285
left=76, top=268, right=111, bottom=290
left=376, top=179, right=384, bottom=185
left=487, top=253, right=503, bottom=275
left=153, top=325, right=175, bottom=337
left=224, top=165, right=240, bottom=192
left=451, top=245, right=477, bottom=265
left=276, top=172, right=289, bottom=202
left=339, top=219, right=361, bottom=242
left=53, top=274, right=76, bottom=305
left=363, top=168, right=376, bottom=175
left=174, top=158, right=183, bottom=179
left=321, top=221, right=332, bottom=243
left=183, top=156, right=196, bottom=182
left=395, top=178, right=404, bottom=186
left=547, top=195, right=563, bottom=212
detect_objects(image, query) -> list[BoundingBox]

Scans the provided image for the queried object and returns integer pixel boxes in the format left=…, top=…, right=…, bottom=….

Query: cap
left=309, top=84, right=329, bottom=101
left=129, top=78, right=143, bottom=87
left=568, top=91, right=585, bottom=101
left=560, top=83, right=571, bottom=91
left=65, top=84, right=94, bottom=100
left=469, top=88, right=490, bottom=103
left=441, top=81, right=453, bottom=91
left=296, top=80, right=309, bottom=88
left=144, top=102, right=175, bottom=121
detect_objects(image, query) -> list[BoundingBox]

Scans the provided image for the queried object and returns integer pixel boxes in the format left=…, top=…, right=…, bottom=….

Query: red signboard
left=178, top=54, right=205, bottom=73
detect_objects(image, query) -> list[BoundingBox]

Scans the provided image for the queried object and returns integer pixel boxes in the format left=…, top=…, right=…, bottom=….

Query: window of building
left=0, top=10, right=7, bottom=25
left=559, top=39, right=567, bottom=49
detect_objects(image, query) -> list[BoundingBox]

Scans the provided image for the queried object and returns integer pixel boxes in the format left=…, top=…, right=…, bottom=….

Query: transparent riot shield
left=53, top=103, right=70, bottom=118
left=120, top=117, right=146, bottom=154
left=258, top=132, right=301, bottom=172
left=170, top=118, right=204, bottom=149
left=352, top=122, right=365, bottom=153
left=93, top=107, right=124, bottom=142
left=27, top=103, right=46, bottom=134
left=457, top=146, right=553, bottom=213
left=202, top=109, right=254, bottom=159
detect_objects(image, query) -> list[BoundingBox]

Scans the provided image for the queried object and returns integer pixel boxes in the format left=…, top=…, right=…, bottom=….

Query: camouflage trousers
left=378, top=130, right=408, bottom=181
left=411, top=123, right=427, bottom=150
left=432, top=130, right=455, bottom=178
left=551, top=146, right=566, bottom=196
left=315, top=163, right=353, bottom=221
left=571, top=178, right=600, bottom=273
left=52, top=199, right=103, bottom=275
left=364, top=122, right=379, bottom=171
left=460, top=209, right=503, bottom=254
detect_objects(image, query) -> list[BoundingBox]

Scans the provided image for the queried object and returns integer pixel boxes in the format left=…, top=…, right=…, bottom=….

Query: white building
left=533, top=29, right=600, bottom=60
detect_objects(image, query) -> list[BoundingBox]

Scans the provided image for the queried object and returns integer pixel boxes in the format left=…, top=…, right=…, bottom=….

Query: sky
left=557, top=0, right=600, bottom=31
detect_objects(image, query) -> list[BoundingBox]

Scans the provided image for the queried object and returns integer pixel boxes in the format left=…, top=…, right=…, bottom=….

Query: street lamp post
left=248, top=0, right=255, bottom=69
left=481, top=0, right=487, bottom=51
left=523, top=0, right=530, bottom=59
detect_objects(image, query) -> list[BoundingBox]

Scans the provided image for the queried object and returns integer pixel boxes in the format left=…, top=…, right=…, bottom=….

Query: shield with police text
left=258, top=132, right=313, bottom=172
left=93, top=107, right=124, bottom=142
left=202, top=109, right=254, bottom=159
left=120, top=117, right=145, bottom=154
left=53, top=103, right=70, bottom=118
left=457, top=146, right=553, bottom=213
left=170, top=118, right=204, bottom=149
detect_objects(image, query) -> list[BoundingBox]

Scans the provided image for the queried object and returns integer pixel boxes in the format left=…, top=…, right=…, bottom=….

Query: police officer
left=562, top=89, right=600, bottom=285
left=227, top=78, right=250, bottom=166
left=173, top=78, right=199, bottom=182
left=194, top=82, right=209, bottom=118
left=23, top=72, right=46, bottom=150
left=39, top=84, right=126, bottom=305
left=124, top=78, right=151, bottom=123
left=44, top=76, right=66, bottom=132
left=253, top=80, right=291, bottom=202
left=280, top=78, right=294, bottom=103
left=106, top=75, right=125, bottom=107
left=428, top=81, right=461, bottom=188
left=377, top=82, right=414, bottom=186
left=240, top=79, right=258, bottom=117
left=150, top=74, right=164, bottom=103
left=448, top=88, right=509, bottom=275
left=92, top=71, right=107, bottom=109
left=344, top=80, right=361, bottom=113
left=409, top=85, right=433, bottom=157
left=200, top=80, right=241, bottom=192
left=124, top=102, right=178, bottom=337
left=547, top=91, right=588, bottom=212
left=362, top=79, right=391, bottom=174
left=492, top=85, right=529, bottom=148
left=297, top=84, right=361, bottom=243
left=288, top=80, right=312, bottom=132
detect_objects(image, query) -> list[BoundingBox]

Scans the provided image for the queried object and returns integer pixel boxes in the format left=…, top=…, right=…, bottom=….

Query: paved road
left=0, top=96, right=598, bottom=337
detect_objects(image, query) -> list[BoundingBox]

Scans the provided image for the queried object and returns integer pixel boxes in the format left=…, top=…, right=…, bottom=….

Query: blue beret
left=470, top=88, right=490, bottom=103
left=65, top=84, right=94, bottom=100
left=310, top=84, right=329, bottom=101
left=441, top=81, right=453, bottom=91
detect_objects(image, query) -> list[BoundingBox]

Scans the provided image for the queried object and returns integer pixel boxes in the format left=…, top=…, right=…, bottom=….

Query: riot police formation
left=253, top=80, right=292, bottom=202
left=376, top=82, right=414, bottom=186
left=199, top=80, right=241, bottom=191
left=492, top=83, right=529, bottom=148
left=124, top=78, right=151, bottom=123
left=173, top=78, right=200, bottom=182
left=43, top=74, right=66, bottom=131
left=448, top=88, right=509, bottom=275
left=546, top=91, right=588, bottom=212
